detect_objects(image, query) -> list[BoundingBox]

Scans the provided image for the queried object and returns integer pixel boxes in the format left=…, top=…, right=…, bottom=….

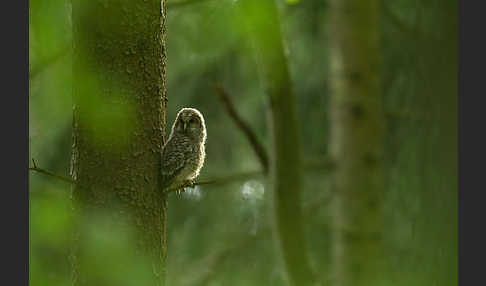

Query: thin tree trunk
left=241, top=1, right=316, bottom=285
left=328, top=0, right=385, bottom=286
left=70, top=1, right=168, bottom=285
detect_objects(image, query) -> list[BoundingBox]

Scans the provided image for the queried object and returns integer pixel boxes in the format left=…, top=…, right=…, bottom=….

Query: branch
left=28, top=160, right=262, bottom=192
left=164, top=157, right=334, bottom=194
left=164, top=170, right=263, bottom=194
left=29, top=156, right=333, bottom=195
left=29, top=159, right=74, bottom=184
left=213, top=84, right=269, bottom=173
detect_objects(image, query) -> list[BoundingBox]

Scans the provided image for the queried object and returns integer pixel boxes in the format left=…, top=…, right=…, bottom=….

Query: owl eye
left=189, top=118, right=197, bottom=124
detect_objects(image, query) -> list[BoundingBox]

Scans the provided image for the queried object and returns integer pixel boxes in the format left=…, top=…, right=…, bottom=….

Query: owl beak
left=183, top=122, right=187, bottom=132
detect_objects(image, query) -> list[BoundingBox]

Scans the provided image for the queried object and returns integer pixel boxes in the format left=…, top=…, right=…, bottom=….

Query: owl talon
left=184, top=180, right=195, bottom=189
left=176, top=188, right=186, bottom=196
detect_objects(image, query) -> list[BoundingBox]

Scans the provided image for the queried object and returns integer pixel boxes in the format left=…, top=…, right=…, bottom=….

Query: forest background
left=29, top=0, right=457, bottom=285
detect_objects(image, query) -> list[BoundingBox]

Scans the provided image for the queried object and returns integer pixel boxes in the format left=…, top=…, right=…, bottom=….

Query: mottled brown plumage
left=161, top=108, right=206, bottom=192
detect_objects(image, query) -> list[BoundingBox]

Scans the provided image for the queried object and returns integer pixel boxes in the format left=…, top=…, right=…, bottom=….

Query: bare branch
left=29, top=159, right=74, bottom=184
left=213, top=84, right=269, bottom=173
left=29, top=163, right=260, bottom=194
left=164, top=170, right=263, bottom=194
left=30, top=156, right=333, bottom=194
left=164, top=157, right=334, bottom=194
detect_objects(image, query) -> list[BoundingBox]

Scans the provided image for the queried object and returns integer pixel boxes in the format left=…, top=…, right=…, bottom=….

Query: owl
left=160, top=108, right=207, bottom=193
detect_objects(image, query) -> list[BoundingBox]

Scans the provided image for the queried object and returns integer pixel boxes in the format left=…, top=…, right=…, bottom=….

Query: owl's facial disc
left=176, top=112, right=200, bottom=136
left=175, top=118, right=184, bottom=133
left=186, top=116, right=200, bottom=134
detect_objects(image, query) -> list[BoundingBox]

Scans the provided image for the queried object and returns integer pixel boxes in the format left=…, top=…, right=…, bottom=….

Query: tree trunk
left=70, top=1, right=168, bottom=285
left=412, top=1, right=457, bottom=284
left=328, top=0, right=385, bottom=286
left=240, top=0, right=316, bottom=285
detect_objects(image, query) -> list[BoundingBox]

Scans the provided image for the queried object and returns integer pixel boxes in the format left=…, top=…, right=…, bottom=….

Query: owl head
left=171, top=108, right=206, bottom=142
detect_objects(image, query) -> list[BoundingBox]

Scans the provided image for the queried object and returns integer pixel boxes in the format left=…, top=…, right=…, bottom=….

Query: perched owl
left=160, top=108, right=207, bottom=192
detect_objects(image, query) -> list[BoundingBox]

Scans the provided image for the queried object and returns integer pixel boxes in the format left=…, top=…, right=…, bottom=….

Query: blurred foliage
left=74, top=208, right=156, bottom=286
left=29, top=0, right=456, bottom=285
left=74, top=63, right=137, bottom=151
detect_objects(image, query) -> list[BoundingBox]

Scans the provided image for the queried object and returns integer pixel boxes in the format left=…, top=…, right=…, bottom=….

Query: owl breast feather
left=160, top=135, right=205, bottom=188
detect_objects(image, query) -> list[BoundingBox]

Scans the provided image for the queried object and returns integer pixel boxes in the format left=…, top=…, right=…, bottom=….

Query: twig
left=213, top=84, right=269, bottom=173
left=28, top=162, right=260, bottom=191
left=29, top=157, right=333, bottom=194
left=164, top=157, right=334, bottom=194
left=29, top=159, right=74, bottom=184
left=164, top=170, right=263, bottom=194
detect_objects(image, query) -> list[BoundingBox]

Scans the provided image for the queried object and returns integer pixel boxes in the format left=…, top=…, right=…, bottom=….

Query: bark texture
left=241, top=0, right=316, bottom=285
left=71, top=1, right=168, bottom=285
left=328, top=0, right=385, bottom=286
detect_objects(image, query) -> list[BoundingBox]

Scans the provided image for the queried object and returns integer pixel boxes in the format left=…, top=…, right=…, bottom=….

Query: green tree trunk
left=241, top=0, right=316, bottom=285
left=70, top=1, right=168, bottom=285
left=328, top=0, right=385, bottom=285
left=408, top=1, right=457, bottom=284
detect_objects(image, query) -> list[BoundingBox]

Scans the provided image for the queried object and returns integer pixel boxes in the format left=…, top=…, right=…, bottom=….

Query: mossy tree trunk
left=241, top=0, right=316, bottom=285
left=70, top=1, right=168, bottom=285
left=328, top=0, right=385, bottom=285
